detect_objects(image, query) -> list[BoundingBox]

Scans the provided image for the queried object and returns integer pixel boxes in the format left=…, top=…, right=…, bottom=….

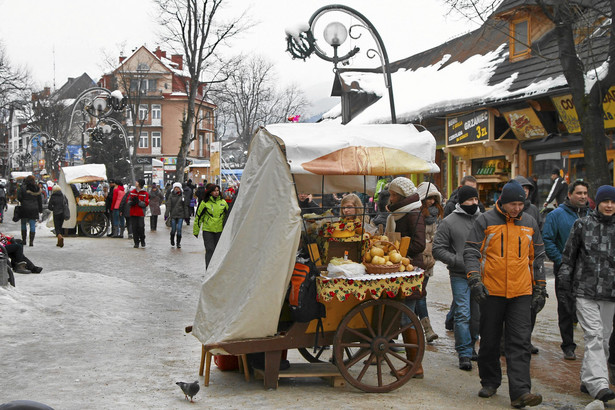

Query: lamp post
left=23, top=130, right=64, bottom=178
left=69, top=87, right=133, bottom=181
left=87, top=117, right=136, bottom=183
left=9, top=148, right=31, bottom=172
left=285, top=4, right=396, bottom=123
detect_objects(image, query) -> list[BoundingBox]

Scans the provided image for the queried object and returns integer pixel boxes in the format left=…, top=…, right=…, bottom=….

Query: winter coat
left=17, top=180, right=43, bottom=219
left=105, top=185, right=115, bottom=212
left=542, top=201, right=589, bottom=266
left=433, top=204, right=480, bottom=278
left=47, top=191, right=66, bottom=216
left=119, top=190, right=131, bottom=217
left=148, top=187, right=164, bottom=216
left=112, top=185, right=125, bottom=210
left=558, top=210, right=615, bottom=301
left=443, top=186, right=486, bottom=217
left=165, top=190, right=189, bottom=219
left=193, top=195, right=228, bottom=235
left=128, top=189, right=149, bottom=217
left=545, top=176, right=568, bottom=206
left=464, top=201, right=546, bottom=298
left=388, top=193, right=426, bottom=269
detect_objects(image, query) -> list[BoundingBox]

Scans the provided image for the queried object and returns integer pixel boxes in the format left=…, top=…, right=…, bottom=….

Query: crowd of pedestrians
left=300, top=170, right=615, bottom=407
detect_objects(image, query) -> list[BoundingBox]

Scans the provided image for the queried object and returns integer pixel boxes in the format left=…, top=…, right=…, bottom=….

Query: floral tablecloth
left=316, top=269, right=424, bottom=302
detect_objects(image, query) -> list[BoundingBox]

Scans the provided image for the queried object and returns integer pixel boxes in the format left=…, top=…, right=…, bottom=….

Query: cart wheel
left=333, top=299, right=424, bottom=393
left=298, top=345, right=359, bottom=364
left=80, top=212, right=108, bottom=237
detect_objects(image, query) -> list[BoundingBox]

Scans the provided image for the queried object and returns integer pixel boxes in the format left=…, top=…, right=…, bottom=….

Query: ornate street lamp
left=86, top=117, right=136, bottom=183
left=69, top=87, right=134, bottom=182
left=9, top=147, right=32, bottom=171
left=19, top=129, right=65, bottom=178
left=285, top=4, right=396, bottom=123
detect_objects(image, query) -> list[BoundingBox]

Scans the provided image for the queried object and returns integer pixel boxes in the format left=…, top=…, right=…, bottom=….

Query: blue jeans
left=415, top=276, right=429, bottom=319
left=171, top=218, right=183, bottom=237
left=450, top=276, right=479, bottom=358
left=21, top=218, right=36, bottom=233
left=401, top=298, right=418, bottom=327
left=112, top=210, right=124, bottom=229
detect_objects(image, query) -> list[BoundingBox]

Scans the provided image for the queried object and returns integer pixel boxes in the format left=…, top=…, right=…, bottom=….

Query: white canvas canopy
left=192, top=124, right=438, bottom=350
left=10, top=171, right=32, bottom=180
left=58, top=164, right=107, bottom=229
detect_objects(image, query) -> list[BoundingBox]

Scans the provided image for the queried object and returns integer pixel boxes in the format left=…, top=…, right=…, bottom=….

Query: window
left=510, top=18, right=530, bottom=59
left=151, top=104, right=161, bottom=120
left=148, top=79, right=157, bottom=91
left=190, top=134, right=195, bottom=150
left=126, top=106, right=133, bottom=121
left=139, top=131, right=148, bottom=148
left=128, top=134, right=134, bottom=147
left=152, top=131, right=161, bottom=148
left=138, top=104, right=148, bottom=120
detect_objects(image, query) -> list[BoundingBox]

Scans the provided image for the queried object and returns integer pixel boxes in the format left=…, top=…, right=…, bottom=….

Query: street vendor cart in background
left=192, top=123, right=439, bottom=392
left=58, top=164, right=109, bottom=237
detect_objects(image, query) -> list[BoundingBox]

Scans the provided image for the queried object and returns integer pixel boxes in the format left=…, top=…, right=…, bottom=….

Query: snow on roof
left=339, top=44, right=514, bottom=124
left=323, top=41, right=592, bottom=125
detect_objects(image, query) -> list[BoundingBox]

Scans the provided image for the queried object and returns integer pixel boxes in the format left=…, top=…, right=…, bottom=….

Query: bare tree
left=156, top=0, right=249, bottom=181
left=445, top=0, right=613, bottom=193
left=213, top=55, right=310, bottom=149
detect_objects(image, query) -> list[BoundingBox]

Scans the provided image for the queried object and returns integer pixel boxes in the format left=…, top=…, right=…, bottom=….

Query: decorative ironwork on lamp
left=285, top=4, right=396, bottom=123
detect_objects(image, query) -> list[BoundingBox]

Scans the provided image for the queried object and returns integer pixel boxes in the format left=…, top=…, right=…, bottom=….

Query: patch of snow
left=585, top=60, right=610, bottom=94
left=284, top=21, right=310, bottom=39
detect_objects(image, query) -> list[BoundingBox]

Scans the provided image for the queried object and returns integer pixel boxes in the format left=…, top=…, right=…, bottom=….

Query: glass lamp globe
left=323, top=22, right=347, bottom=46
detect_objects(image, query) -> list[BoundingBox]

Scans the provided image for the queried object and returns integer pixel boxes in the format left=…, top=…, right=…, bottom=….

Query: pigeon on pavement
left=176, top=381, right=200, bottom=402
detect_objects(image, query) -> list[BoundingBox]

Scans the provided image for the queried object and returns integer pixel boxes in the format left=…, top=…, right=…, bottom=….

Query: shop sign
left=501, top=107, right=548, bottom=140
left=210, top=141, right=221, bottom=176
left=446, top=111, right=489, bottom=146
left=552, top=87, right=615, bottom=133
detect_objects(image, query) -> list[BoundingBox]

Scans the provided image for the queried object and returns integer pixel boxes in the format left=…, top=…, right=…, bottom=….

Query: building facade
left=98, top=46, right=216, bottom=185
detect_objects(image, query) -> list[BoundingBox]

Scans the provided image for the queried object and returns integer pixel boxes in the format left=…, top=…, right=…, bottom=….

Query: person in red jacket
left=128, top=179, right=149, bottom=248
left=111, top=180, right=126, bottom=238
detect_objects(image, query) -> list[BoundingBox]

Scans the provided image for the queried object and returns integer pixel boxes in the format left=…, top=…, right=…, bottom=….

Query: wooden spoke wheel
left=298, top=345, right=360, bottom=364
left=80, top=212, right=108, bottom=237
left=332, top=299, right=424, bottom=393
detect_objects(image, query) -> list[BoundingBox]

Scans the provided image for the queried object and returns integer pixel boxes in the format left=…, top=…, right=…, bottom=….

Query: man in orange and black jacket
left=463, top=180, right=546, bottom=409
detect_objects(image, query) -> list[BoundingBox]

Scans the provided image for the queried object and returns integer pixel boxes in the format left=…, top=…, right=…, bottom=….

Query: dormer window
left=510, top=17, right=531, bottom=60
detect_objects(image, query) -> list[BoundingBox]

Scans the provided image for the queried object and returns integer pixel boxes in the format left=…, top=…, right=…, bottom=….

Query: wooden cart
left=193, top=124, right=439, bottom=392
left=58, top=164, right=109, bottom=237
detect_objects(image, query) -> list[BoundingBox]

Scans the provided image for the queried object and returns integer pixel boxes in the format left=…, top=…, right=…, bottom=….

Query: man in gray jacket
left=433, top=185, right=481, bottom=371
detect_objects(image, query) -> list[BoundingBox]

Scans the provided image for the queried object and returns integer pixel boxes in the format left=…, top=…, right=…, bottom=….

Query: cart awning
left=62, top=164, right=107, bottom=183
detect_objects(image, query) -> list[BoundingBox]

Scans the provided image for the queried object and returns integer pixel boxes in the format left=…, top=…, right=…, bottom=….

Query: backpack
left=287, top=259, right=326, bottom=323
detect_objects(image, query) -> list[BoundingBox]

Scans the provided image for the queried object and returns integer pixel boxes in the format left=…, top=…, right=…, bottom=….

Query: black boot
left=170, top=232, right=175, bottom=246
left=21, top=230, right=27, bottom=243
left=29, top=232, right=35, bottom=247
left=176, top=234, right=182, bottom=249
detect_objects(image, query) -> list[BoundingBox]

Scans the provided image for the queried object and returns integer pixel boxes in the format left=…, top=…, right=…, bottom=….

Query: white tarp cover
left=266, top=123, right=438, bottom=195
left=11, top=171, right=32, bottom=180
left=192, top=128, right=302, bottom=350
left=58, top=164, right=107, bottom=229
left=61, top=164, right=107, bottom=184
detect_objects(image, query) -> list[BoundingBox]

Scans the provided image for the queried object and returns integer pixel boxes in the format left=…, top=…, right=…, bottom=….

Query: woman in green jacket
left=193, top=184, right=229, bottom=268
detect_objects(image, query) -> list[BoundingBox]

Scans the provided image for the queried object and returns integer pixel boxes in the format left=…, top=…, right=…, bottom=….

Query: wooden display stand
left=253, top=363, right=346, bottom=388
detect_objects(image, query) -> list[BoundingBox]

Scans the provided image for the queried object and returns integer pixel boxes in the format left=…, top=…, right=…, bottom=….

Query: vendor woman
left=385, top=176, right=426, bottom=379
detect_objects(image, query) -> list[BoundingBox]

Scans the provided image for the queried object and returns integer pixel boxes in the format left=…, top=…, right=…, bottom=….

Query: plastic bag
left=326, top=261, right=366, bottom=278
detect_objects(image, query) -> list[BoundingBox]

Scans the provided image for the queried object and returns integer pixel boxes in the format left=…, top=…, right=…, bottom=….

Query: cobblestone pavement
left=0, top=205, right=606, bottom=409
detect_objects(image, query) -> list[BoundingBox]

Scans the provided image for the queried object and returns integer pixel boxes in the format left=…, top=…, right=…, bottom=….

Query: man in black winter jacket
left=544, top=169, right=568, bottom=208
left=444, top=175, right=486, bottom=217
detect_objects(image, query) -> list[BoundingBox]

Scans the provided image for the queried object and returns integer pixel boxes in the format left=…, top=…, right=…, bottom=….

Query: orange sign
left=501, top=108, right=548, bottom=140
left=552, top=87, right=615, bottom=133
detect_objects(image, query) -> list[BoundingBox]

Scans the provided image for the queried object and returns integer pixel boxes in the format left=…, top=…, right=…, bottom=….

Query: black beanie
left=458, top=185, right=479, bottom=205
left=595, top=185, right=615, bottom=206
left=552, top=169, right=560, bottom=176
left=499, top=180, right=526, bottom=204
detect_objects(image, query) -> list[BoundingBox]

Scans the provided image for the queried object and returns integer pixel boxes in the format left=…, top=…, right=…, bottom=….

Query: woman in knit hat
left=386, top=176, right=427, bottom=379
left=416, top=181, right=444, bottom=343
left=558, top=185, right=615, bottom=402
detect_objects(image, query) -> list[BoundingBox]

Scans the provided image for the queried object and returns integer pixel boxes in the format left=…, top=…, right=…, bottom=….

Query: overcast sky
left=0, top=0, right=477, bottom=111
